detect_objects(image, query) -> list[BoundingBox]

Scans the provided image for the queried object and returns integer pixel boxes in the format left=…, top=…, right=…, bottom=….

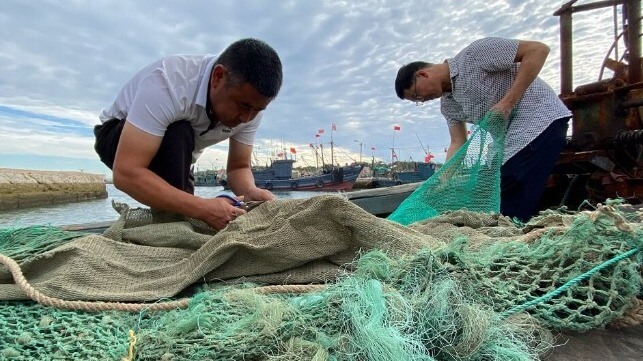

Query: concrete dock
left=0, top=168, right=107, bottom=211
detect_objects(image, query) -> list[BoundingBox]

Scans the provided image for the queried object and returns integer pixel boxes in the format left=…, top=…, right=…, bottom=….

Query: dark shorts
left=94, top=119, right=196, bottom=194
left=500, top=117, right=570, bottom=222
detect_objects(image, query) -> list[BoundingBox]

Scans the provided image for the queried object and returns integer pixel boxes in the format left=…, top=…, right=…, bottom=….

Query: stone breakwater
left=0, top=168, right=108, bottom=211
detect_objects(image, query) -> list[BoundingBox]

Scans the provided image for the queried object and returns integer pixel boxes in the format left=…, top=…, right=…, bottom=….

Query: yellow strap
left=122, top=329, right=137, bottom=361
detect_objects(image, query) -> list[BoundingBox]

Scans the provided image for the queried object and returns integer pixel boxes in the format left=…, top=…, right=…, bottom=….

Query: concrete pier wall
left=0, top=168, right=108, bottom=211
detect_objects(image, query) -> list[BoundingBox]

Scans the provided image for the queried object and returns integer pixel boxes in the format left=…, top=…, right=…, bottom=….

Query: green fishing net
left=0, top=247, right=550, bottom=361
left=0, top=128, right=641, bottom=360
left=1, top=201, right=641, bottom=360
left=388, top=113, right=507, bottom=225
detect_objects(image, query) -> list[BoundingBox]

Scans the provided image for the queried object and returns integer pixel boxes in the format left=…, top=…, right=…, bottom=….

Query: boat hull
left=255, top=166, right=362, bottom=191
left=368, top=163, right=436, bottom=189
left=222, top=163, right=363, bottom=192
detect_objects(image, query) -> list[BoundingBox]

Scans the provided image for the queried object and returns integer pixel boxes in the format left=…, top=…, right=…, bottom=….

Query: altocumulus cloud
left=0, top=0, right=616, bottom=172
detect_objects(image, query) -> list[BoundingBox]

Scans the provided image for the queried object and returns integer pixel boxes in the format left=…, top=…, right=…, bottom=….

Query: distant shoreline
left=0, top=168, right=108, bottom=211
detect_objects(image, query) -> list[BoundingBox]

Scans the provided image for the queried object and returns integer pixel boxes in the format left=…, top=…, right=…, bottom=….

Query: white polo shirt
left=441, top=37, right=571, bottom=162
left=99, top=55, right=262, bottom=163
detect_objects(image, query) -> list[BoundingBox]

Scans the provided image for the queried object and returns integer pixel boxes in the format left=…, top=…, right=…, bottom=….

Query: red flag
left=393, top=124, right=401, bottom=131
left=318, top=128, right=325, bottom=134
left=331, top=123, right=337, bottom=131
left=290, top=147, right=296, bottom=154
left=424, top=153, right=434, bottom=163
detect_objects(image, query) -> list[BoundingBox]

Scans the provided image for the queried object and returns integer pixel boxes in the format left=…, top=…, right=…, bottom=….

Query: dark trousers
left=94, top=119, right=196, bottom=194
left=500, top=117, right=570, bottom=222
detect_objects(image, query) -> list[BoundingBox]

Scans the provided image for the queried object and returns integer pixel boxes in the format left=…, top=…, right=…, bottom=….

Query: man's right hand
left=197, top=197, right=248, bottom=230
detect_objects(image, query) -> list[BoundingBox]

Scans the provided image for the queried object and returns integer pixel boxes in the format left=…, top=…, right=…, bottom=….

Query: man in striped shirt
left=394, top=37, right=571, bottom=221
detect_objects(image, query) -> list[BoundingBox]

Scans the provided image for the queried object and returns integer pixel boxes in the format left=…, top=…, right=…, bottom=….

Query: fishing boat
left=371, top=161, right=436, bottom=188
left=221, top=158, right=363, bottom=191
left=194, top=171, right=220, bottom=187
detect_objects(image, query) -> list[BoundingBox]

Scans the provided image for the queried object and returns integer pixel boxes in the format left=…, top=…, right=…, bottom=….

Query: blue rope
left=499, top=247, right=641, bottom=319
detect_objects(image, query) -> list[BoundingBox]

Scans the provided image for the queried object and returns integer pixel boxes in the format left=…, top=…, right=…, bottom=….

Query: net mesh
left=421, top=205, right=642, bottom=332
left=0, top=200, right=641, bottom=360
left=0, top=302, right=134, bottom=359
left=0, top=112, right=641, bottom=359
left=388, top=113, right=507, bottom=225
left=1, top=249, right=551, bottom=361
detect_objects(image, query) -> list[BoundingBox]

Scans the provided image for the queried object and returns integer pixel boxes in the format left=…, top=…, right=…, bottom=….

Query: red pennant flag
left=290, top=147, right=296, bottom=154
left=318, top=128, right=325, bottom=134
left=331, top=123, right=337, bottom=131
left=393, top=124, right=401, bottom=131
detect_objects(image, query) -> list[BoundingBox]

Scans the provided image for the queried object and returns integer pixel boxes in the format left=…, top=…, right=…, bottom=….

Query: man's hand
left=489, top=99, right=514, bottom=120
left=196, top=197, right=248, bottom=230
left=226, top=139, right=277, bottom=202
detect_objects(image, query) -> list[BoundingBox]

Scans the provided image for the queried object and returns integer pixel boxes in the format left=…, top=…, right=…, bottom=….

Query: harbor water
left=0, top=184, right=334, bottom=228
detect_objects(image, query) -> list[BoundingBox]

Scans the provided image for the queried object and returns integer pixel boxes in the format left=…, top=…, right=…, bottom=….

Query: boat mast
left=319, top=142, right=326, bottom=167
left=317, top=128, right=327, bottom=167
left=314, top=145, right=319, bottom=171
left=330, top=125, right=335, bottom=168
left=392, top=124, right=401, bottom=163
left=415, top=133, right=429, bottom=156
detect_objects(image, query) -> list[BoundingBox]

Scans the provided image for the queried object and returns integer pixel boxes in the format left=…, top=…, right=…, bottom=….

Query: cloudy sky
left=0, top=0, right=617, bottom=175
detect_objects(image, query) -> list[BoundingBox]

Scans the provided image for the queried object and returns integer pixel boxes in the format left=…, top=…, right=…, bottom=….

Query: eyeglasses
left=411, top=75, right=424, bottom=106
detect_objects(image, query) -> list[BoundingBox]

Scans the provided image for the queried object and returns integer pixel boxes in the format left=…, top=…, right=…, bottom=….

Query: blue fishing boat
left=372, top=162, right=436, bottom=188
left=221, top=159, right=363, bottom=191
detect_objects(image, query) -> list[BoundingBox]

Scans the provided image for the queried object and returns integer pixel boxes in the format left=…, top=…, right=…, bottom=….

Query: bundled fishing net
left=130, top=254, right=552, bottom=360
left=2, top=109, right=640, bottom=359
left=1, top=249, right=550, bottom=361
left=388, top=113, right=507, bottom=225
left=0, top=196, right=641, bottom=360
left=413, top=203, right=642, bottom=332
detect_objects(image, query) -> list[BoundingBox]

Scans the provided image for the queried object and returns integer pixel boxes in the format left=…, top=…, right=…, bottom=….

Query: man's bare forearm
left=226, top=167, right=256, bottom=196
left=502, top=41, right=549, bottom=107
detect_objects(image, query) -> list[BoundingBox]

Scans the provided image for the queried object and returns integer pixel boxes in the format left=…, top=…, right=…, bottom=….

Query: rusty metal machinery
left=544, top=0, right=643, bottom=209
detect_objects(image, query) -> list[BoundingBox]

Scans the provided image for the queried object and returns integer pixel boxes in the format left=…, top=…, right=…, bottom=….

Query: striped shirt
left=441, top=37, right=571, bottom=162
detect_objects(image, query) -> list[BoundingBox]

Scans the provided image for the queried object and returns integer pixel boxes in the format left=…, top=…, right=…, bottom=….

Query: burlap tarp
left=0, top=195, right=445, bottom=302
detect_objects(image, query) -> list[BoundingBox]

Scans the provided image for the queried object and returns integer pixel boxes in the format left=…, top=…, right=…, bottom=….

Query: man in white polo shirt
left=94, top=38, right=282, bottom=230
left=394, top=37, right=571, bottom=222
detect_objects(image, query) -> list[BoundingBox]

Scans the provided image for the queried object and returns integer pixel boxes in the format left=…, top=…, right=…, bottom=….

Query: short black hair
left=394, top=61, right=430, bottom=99
left=216, top=38, right=283, bottom=98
